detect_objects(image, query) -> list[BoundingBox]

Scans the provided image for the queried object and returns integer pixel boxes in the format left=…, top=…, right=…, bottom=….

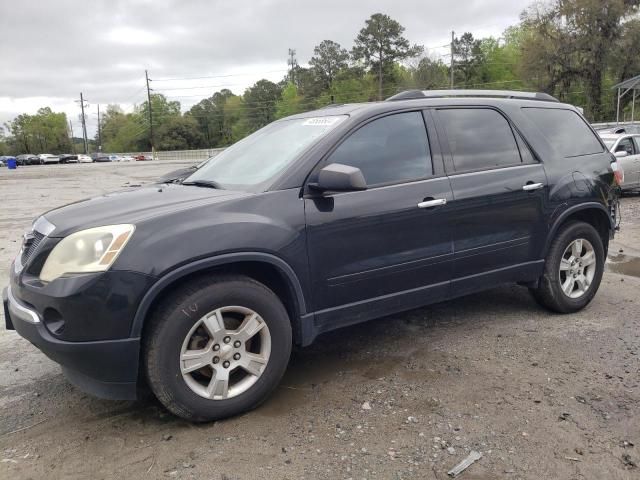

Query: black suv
left=3, top=90, right=620, bottom=421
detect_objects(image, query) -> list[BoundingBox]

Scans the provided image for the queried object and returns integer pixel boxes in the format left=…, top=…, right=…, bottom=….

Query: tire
left=530, top=221, right=605, bottom=313
left=143, top=275, right=292, bottom=422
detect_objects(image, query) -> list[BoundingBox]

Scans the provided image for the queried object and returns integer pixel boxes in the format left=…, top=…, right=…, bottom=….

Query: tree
left=352, top=13, right=423, bottom=100
left=187, top=89, right=236, bottom=147
left=477, top=28, right=522, bottom=89
left=223, top=95, right=246, bottom=144
left=275, top=83, right=305, bottom=119
left=0, top=125, right=9, bottom=155
left=520, top=0, right=640, bottom=120
left=138, top=94, right=181, bottom=136
left=5, top=108, right=71, bottom=154
left=453, top=32, right=486, bottom=87
left=309, top=40, right=350, bottom=90
left=413, top=57, right=449, bottom=89
left=155, top=116, right=204, bottom=150
left=242, top=79, right=282, bottom=131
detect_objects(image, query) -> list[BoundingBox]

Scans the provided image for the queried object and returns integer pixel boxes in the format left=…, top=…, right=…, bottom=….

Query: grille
left=21, top=231, right=45, bottom=265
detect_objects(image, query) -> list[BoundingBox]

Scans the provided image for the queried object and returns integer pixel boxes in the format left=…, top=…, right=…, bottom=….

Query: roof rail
left=386, top=89, right=559, bottom=103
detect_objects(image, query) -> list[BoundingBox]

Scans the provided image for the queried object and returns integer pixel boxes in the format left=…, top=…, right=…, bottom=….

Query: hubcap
left=559, top=238, right=596, bottom=299
left=179, top=306, right=271, bottom=400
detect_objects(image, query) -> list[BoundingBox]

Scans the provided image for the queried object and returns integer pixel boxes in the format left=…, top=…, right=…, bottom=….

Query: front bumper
left=3, top=286, right=140, bottom=400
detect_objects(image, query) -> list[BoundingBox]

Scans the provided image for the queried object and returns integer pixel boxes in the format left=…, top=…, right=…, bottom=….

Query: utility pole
left=77, top=92, right=88, bottom=154
left=287, top=49, right=297, bottom=84
left=145, top=70, right=154, bottom=155
left=69, top=120, right=75, bottom=154
left=450, top=31, right=455, bottom=88
left=97, top=104, right=102, bottom=151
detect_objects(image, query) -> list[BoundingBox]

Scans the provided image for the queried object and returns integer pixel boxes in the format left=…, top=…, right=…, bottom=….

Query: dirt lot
left=0, top=162, right=639, bottom=480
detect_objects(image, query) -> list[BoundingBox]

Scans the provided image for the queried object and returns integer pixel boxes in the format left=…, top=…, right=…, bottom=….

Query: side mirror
left=310, top=163, right=367, bottom=192
left=614, top=150, right=629, bottom=158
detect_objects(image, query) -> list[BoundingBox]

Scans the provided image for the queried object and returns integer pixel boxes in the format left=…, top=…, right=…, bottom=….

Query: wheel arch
left=545, top=203, right=613, bottom=257
left=130, top=253, right=308, bottom=343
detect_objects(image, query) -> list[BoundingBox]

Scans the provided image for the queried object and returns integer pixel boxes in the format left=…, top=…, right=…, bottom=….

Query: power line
left=151, top=69, right=289, bottom=82
left=158, top=82, right=251, bottom=91
left=120, top=84, right=148, bottom=104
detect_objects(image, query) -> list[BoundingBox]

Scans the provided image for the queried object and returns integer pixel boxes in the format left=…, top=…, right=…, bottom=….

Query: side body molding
left=129, top=252, right=308, bottom=338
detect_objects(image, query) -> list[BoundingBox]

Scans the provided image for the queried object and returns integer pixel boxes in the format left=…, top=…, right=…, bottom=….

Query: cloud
left=105, top=27, right=165, bottom=46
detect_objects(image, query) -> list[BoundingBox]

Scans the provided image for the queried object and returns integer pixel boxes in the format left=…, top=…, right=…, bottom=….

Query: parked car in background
left=118, top=155, right=135, bottom=162
left=58, top=154, right=78, bottom=164
left=599, top=132, right=640, bottom=192
left=91, top=153, right=111, bottom=162
left=38, top=154, right=60, bottom=164
left=596, top=125, right=640, bottom=135
left=16, top=154, right=40, bottom=165
left=77, top=154, right=92, bottom=163
left=135, top=154, right=152, bottom=161
left=4, top=89, right=620, bottom=422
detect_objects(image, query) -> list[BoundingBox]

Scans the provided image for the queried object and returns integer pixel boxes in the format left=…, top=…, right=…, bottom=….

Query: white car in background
left=77, top=154, right=92, bottom=163
left=600, top=133, right=640, bottom=192
left=118, top=155, right=135, bottom=162
left=38, top=153, right=60, bottom=164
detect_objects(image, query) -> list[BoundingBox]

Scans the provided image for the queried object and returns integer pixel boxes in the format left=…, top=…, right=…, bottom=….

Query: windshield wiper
left=182, top=179, right=224, bottom=190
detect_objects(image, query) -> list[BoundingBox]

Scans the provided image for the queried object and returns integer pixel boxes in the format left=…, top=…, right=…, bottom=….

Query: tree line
left=1, top=1, right=639, bottom=156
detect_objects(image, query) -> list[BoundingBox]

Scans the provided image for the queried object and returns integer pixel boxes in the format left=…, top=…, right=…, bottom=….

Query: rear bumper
left=3, top=286, right=139, bottom=400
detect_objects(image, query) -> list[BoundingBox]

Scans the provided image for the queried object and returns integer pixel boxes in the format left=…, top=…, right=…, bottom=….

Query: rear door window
left=437, top=108, right=522, bottom=172
left=524, top=108, right=603, bottom=157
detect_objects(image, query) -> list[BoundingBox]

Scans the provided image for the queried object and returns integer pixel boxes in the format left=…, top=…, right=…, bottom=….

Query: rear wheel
left=530, top=221, right=604, bottom=313
left=144, top=275, right=292, bottom=422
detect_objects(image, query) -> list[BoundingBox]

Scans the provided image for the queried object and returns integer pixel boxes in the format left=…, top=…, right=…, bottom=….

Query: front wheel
left=530, top=221, right=605, bottom=313
left=144, top=275, right=292, bottom=422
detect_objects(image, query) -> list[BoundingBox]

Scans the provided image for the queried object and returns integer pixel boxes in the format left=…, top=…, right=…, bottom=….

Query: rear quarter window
left=524, top=107, right=603, bottom=157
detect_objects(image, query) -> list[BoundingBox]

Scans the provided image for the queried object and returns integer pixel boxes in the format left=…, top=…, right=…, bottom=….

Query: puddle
left=606, top=254, right=640, bottom=278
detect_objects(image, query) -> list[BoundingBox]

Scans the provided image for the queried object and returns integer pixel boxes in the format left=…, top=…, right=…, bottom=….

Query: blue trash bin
left=7, top=157, right=17, bottom=169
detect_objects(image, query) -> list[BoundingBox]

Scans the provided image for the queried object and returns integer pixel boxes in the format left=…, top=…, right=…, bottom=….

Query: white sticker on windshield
left=302, top=117, right=343, bottom=126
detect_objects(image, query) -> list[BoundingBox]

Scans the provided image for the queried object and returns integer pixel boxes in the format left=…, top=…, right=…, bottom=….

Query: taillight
left=612, top=161, right=624, bottom=185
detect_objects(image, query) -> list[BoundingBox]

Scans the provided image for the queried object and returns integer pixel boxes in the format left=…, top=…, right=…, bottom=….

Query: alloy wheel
left=179, top=306, right=271, bottom=400
left=558, top=238, right=597, bottom=299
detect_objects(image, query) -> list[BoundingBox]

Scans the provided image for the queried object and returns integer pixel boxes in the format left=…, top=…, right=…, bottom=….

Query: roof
left=612, top=74, right=640, bottom=90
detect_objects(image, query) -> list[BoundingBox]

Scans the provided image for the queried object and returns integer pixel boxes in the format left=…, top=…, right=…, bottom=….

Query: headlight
left=39, top=224, right=135, bottom=282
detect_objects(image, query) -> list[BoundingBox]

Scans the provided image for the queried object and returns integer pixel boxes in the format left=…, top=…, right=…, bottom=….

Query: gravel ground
left=0, top=162, right=638, bottom=480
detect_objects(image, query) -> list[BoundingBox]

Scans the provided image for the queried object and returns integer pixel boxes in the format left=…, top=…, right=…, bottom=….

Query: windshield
left=602, top=139, right=616, bottom=150
left=185, top=115, right=346, bottom=190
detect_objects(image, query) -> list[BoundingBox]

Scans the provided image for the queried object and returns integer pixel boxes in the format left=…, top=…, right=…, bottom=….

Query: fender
left=544, top=202, right=614, bottom=256
left=129, top=252, right=308, bottom=337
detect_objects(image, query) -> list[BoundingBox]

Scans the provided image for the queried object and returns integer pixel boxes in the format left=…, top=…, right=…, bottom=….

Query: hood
left=42, top=183, right=248, bottom=237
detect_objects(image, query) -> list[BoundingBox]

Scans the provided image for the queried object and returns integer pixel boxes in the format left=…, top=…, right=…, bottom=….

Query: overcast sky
left=0, top=0, right=532, bottom=136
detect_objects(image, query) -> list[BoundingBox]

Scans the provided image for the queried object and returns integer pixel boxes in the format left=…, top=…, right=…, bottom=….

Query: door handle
left=418, top=198, right=447, bottom=208
left=522, top=182, right=544, bottom=191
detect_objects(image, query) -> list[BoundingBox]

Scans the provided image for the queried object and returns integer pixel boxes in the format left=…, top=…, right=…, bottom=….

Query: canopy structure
left=612, top=74, right=640, bottom=124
